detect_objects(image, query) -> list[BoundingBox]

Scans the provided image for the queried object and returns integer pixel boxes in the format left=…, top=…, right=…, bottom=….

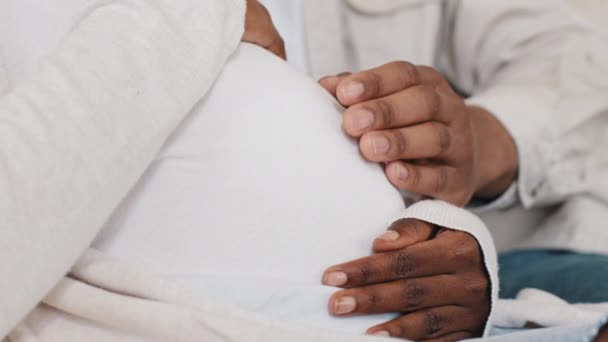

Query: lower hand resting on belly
left=322, top=218, right=491, bottom=341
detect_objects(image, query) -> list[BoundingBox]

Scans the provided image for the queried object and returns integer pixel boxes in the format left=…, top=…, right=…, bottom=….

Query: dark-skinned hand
left=322, top=219, right=491, bottom=341
left=320, top=62, right=518, bottom=206
left=242, top=0, right=286, bottom=59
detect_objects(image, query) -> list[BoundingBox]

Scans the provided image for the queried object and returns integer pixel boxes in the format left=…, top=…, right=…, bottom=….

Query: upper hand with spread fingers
left=320, top=62, right=518, bottom=206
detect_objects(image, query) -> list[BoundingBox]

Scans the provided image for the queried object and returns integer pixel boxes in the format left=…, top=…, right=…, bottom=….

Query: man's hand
left=320, top=62, right=518, bottom=206
left=322, top=219, right=491, bottom=341
left=242, top=0, right=286, bottom=59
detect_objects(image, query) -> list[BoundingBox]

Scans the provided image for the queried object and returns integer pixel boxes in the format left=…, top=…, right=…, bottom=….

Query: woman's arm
left=0, top=0, right=245, bottom=336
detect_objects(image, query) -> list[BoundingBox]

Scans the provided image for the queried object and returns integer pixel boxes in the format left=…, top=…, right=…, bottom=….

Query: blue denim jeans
left=466, top=250, right=608, bottom=342
left=499, top=250, right=608, bottom=303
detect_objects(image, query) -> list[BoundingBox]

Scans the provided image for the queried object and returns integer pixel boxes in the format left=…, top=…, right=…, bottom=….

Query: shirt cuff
left=469, top=182, right=519, bottom=214
left=466, top=85, right=557, bottom=208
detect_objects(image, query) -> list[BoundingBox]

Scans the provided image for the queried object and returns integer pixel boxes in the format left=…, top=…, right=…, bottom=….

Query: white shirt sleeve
left=442, top=0, right=608, bottom=208
left=0, top=0, right=245, bottom=337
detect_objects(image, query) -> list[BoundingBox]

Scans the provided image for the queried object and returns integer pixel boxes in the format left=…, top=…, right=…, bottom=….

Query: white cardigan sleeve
left=0, top=0, right=245, bottom=337
left=442, top=0, right=608, bottom=208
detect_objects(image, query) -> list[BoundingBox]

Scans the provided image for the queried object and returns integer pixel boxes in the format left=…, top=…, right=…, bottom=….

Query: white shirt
left=259, top=0, right=310, bottom=73
left=0, top=2, right=500, bottom=338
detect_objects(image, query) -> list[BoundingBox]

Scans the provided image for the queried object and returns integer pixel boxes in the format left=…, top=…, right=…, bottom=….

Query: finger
left=384, top=162, right=469, bottom=206
left=242, top=1, right=286, bottom=60
left=416, top=66, right=452, bottom=91
left=267, top=34, right=286, bottom=60
left=366, top=306, right=474, bottom=341
left=322, top=239, right=454, bottom=288
left=342, top=85, right=446, bottom=137
left=335, top=62, right=444, bottom=106
left=373, top=218, right=436, bottom=253
left=421, top=331, right=474, bottom=342
left=243, top=32, right=286, bottom=60
left=359, top=122, right=453, bottom=162
left=323, top=230, right=484, bottom=288
left=328, top=275, right=466, bottom=316
left=319, top=73, right=352, bottom=96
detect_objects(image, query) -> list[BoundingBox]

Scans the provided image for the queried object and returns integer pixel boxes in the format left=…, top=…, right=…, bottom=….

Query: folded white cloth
left=496, top=288, right=608, bottom=330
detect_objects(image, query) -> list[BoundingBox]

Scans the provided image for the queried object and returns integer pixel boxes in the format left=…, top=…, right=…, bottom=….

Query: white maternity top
left=92, top=44, right=406, bottom=334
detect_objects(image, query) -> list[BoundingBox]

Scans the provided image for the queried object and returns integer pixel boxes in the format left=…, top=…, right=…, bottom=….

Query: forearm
left=469, top=105, right=518, bottom=201
left=0, top=0, right=245, bottom=337
left=448, top=0, right=608, bottom=208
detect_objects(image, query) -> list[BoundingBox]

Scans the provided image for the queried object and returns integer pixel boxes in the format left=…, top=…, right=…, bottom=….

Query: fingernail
left=323, top=271, right=348, bottom=286
left=370, top=330, right=391, bottom=337
left=396, top=163, right=409, bottom=180
left=377, top=230, right=399, bottom=241
left=334, top=296, right=357, bottom=314
left=341, top=82, right=365, bottom=102
left=319, top=75, right=336, bottom=83
left=371, top=135, right=390, bottom=155
left=351, top=109, right=374, bottom=131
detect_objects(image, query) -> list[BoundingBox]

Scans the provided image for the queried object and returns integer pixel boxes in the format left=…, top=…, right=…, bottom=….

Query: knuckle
left=433, top=167, right=449, bottom=194
left=366, top=72, right=384, bottom=98
left=419, top=65, right=443, bottom=84
left=354, top=264, right=374, bottom=283
left=409, top=165, right=421, bottom=188
left=376, top=100, right=395, bottom=127
left=391, top=61, right=420, bottom=88
left=390, top=130, right=408, bottom=156
left=419, top=86, right=441, bottom=119
left=424, top=310, right=445, bottom=336
left=433, top=122, right=452, bottom=154
left=366, top=291, right=383, bottom=311
left=391, top=251, right=415, bottom=278
left=402, top=281, right=427, bottom=309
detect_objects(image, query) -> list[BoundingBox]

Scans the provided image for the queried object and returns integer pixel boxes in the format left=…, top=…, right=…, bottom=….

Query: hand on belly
left=93, top=44, right=405, bottom=333
left=323, top=219, right=491, bottom=340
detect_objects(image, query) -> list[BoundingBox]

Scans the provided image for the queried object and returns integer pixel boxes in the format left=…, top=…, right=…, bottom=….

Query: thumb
left=373, top=218, right=437, bottom=252
left=318, top=72, right=352, bottom=97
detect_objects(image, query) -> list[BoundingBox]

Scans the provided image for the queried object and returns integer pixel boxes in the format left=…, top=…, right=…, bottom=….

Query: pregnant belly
left=93, top=44, right=405, bottom=334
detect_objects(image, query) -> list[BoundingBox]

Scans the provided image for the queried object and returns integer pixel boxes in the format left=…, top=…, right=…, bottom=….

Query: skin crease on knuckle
left=393, top=61, right=420, bottom=89
left=424, top=310, right=445, bottom=336
left=377, top=99, right=395, bottom=128
left=418, top=85, right=441, bottom=121
left=391, top=250, right=416, bottom=279
left=392, top=130, right=409, bottom=157
left=434, top=122, right=452, bottom=156
left=365, top=71, right=385, bottom=99
left=402, top=280, right=427, bottom=309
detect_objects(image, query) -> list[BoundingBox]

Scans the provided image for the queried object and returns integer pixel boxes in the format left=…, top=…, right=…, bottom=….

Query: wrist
left=469, top=105, right=519, bottom=201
